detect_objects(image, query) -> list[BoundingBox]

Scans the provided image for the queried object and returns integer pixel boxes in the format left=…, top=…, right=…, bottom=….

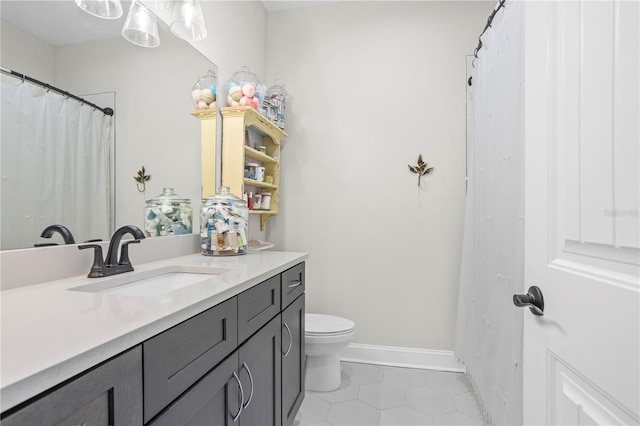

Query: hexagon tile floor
left=295, top=362, right=484, bottom=426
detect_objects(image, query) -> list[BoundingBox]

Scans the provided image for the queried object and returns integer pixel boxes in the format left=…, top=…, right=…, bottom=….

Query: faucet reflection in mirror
left=79, top=225, right=145, bottom=278
left=34, top=225, right=76, bottom=247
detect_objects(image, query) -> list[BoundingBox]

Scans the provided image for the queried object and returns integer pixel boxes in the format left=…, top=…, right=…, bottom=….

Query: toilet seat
left=305, top=313, right=355, bottom=336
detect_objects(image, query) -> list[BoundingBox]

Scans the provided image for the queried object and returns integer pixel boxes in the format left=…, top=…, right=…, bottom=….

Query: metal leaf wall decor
left=134, top=166, right=151, bottom=192
left=408, top=154, right=434, bottom=187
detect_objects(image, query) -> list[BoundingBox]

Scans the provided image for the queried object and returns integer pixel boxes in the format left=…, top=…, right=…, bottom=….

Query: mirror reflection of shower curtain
left=1, top=74, right=112, bottom=250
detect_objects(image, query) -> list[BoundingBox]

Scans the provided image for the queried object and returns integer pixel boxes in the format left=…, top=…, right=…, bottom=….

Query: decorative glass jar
left=225, top=66, right=266, bottom=110
left=259, top=80, right=287, bottom=130
left=191, top=69, right=217, bottom=110
left=144, top=188, right=193, bottom=237
left=200, top=186, right=249, bottom=256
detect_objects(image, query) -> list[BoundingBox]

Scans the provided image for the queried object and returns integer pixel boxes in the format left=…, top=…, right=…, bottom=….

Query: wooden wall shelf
left=221, top=106, right=288, bottom=231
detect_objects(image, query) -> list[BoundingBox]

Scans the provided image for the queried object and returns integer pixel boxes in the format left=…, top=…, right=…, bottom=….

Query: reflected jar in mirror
left=192, top=69, right=217, bottom=110
left=201, top=186, right=248, bottom=256
left=144, top=188, right=193, bottom=237
left=225, top=66, right=266, bottom=109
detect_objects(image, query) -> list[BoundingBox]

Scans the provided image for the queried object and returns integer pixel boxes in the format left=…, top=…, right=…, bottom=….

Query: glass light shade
left=170, top=0, right=207, bottom=41
left=75, top=0, right=123, bottom=19
left=122, top=2, right=160, bottom=48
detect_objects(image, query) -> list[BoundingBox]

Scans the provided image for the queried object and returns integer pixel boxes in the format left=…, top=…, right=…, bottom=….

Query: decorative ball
left=227, top=95, right=240, bottom=107
left=191, top=89, right=203, bottom=103
left=211, top=84, right=217, bottom=95
left=196, top=100, right=208, bottom=110
left=201, top=88, right=215, bottom=104
left=242, top=83, right=257, bottom=97
left=229, top=85, right=243, bottom=101
left=239, top=96, right=251, bottom=107
left=250, top=97, right=259, bottom=108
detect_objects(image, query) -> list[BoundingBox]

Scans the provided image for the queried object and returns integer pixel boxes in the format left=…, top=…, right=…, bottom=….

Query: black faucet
left=35, top=224, right=76, bottom=247
left=79, top=225, right=145, bottom=278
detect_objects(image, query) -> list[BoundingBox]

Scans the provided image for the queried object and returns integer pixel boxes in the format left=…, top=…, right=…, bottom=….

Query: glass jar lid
left=203, top=186, right=247, bottom=207
left=266, top=79, right=288, bottom=97
left=146, top=187, right=190, bottom=206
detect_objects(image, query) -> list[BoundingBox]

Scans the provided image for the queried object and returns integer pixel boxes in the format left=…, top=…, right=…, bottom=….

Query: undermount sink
left=68, top=265, right=234, bottom=296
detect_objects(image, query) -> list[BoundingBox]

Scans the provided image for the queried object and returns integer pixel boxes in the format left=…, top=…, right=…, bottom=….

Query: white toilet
left=305, top=313, right=356, bottom=392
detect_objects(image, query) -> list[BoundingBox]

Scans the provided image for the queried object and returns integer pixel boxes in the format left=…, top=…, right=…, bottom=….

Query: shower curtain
left=1, top=74, right=112, bottom=249
left=455, top=1, right=525, bottom=425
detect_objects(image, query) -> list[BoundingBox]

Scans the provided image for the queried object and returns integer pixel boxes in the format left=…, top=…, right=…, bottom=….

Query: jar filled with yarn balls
left=200, top=186, right=249, bottom=256
left=259, top=79, right=287, bottom=129
left=192, top=69, right=217, bottom=110
left=225, top=66, right=266, bottom=110
left=144, top=188, right=193, bottom=237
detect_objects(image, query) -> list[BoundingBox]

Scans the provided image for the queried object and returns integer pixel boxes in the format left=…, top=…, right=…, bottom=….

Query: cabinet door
left=281, top=263, right=305, bottom=309
left=143, top=297, right=238, bottom=422
left=149, top=353, right=241, bottom=426
left=2, top=346, right=142, bottom=426
left=238, top=314, right=282, bottom=426
left=281, top=294, right=305, bottom=426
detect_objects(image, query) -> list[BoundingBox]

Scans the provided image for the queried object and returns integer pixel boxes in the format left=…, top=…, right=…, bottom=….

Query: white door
left=523, top=1, right=639, bottom=425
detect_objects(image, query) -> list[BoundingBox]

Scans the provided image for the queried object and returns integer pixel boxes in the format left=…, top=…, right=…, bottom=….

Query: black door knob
left=513, top=286, right=544, bottom=316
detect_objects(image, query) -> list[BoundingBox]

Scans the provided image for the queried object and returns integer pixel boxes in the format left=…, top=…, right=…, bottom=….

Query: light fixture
left=122, top=1, right=160, bottom=48
left=170, top=0, right=207, bottom=42
left=74, top=0, right=123, bottom=19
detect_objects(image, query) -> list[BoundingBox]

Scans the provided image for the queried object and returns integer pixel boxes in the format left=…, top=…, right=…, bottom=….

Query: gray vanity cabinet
left=1, top=262, right=306, bottom=426
left=238, top=314, right=283, bottom=426
left=1, top=346, right=142, bottom=426
left=282, top=293, right=306, bottom=426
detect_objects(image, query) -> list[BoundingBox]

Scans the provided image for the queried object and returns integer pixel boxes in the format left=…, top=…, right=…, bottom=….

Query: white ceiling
left=261, top=0, right=342, bottom=13
left=0, top=0, right=340, bottom=46
left=1, top=0, right=133, bottom=46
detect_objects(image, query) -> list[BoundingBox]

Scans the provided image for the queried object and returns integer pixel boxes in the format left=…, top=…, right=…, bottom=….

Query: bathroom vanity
left=0, top=251, right=306, bottom=426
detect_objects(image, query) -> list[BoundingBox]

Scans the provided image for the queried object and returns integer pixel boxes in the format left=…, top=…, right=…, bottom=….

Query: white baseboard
left=340, top=343, right=465, bottom=372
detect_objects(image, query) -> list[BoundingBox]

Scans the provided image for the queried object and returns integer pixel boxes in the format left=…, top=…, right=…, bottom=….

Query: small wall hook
left=134, top=166, right=151, bottom=192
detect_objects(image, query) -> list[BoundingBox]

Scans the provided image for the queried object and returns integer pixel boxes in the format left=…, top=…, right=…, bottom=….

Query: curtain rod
left=0, top=67, right=114, bottom=116
left=471, top=0, right=507, bottom=70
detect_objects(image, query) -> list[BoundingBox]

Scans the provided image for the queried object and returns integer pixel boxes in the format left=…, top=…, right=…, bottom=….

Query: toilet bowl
left=305, top=313, right=356, bottom=392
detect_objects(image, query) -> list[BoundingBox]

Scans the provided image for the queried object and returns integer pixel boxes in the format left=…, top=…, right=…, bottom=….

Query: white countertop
left=0, top=251, right=307, bottom=411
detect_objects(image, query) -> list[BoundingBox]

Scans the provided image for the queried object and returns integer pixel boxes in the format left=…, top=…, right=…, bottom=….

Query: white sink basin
left=69, top=265, right=234, bottom=296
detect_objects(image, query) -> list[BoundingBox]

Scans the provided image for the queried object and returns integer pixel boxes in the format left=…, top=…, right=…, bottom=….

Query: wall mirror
left=1, top=0, right=216, bottom=250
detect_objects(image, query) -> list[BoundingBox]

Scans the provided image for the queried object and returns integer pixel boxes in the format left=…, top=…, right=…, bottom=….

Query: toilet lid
left=306, top=313, right=355, bottom=336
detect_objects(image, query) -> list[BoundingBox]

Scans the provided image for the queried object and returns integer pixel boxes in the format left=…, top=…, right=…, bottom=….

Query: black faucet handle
left=79, top=244, right=106, bottom=278
left=119, top=240, right=141, bottom=266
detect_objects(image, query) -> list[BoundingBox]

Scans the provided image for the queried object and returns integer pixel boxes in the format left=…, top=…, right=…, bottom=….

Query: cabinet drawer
left=2, top=346, right=142, bottom=426
left=281, top=262, right=305, bottom=309
left=143, top=297, right=238, bottom=423
left=238, top=275, right=281, bottom=343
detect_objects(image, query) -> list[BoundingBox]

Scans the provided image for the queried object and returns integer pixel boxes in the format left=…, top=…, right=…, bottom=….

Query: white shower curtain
left=1, top=74, right=112, bottom=249
left=455, top=1, right=525, bottom=425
